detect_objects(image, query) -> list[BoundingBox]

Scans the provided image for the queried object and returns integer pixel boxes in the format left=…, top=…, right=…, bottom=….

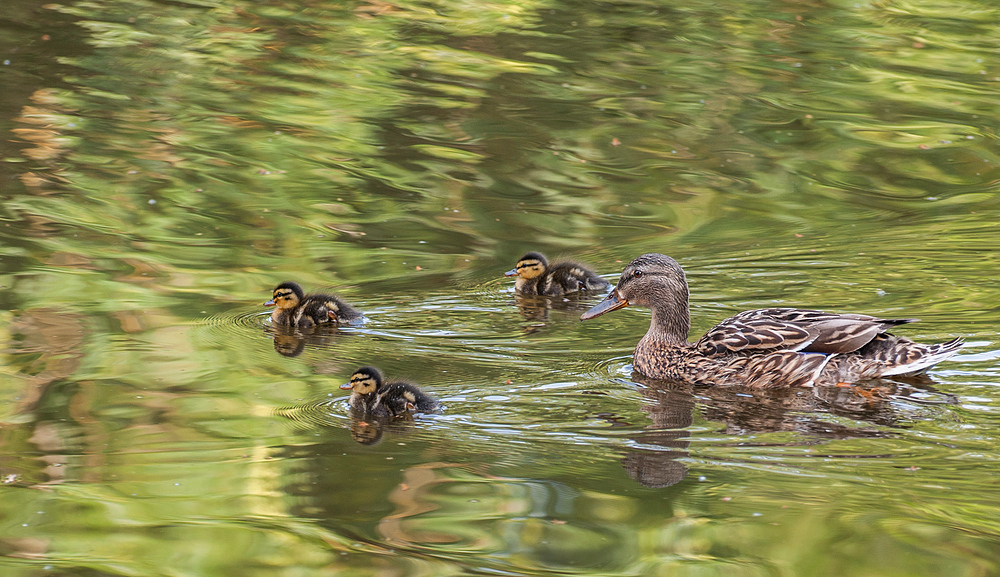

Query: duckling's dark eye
left=633, top=269, right=643, bottom=278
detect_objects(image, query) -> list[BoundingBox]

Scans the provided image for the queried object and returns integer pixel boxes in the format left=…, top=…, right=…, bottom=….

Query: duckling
left=339, top=366, right=440, bottom=417
left=504, top=251, right=610, bottom=296
left=581, top=253, right=963, bottom=388
left=263, top=281, right=361, bottom=328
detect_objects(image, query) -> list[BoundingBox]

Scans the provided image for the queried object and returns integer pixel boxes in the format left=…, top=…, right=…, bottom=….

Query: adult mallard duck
left=263, top=281, right=361, bottom=328
left=504, top=251, right=610, bottom=296
left=339, top=366, right=440, bottom=417
left=581, top=253, right=963, bottom=388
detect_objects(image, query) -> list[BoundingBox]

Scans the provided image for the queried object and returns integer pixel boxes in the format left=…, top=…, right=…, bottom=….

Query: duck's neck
left=643, top=287, right=691, bottom=346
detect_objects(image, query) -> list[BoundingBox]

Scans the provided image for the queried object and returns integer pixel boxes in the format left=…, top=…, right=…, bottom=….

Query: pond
left=1, top=0, right=999, bottom=574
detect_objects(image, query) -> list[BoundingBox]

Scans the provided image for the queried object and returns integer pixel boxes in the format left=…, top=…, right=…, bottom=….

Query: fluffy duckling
left=264, top=281, right=361, bottom=328
left=582, top=253, right=963, bottom=388
left=339, top=366, right=440, bottom=417
left=504, top=251, right=610, bottom=296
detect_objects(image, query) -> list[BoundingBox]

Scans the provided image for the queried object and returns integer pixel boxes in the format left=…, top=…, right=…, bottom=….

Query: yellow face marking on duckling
left=266, top=289, right=300, bottom=310
left=339, top=373, right=378, bottom=395
left=513, top=258, right=545, bottom=279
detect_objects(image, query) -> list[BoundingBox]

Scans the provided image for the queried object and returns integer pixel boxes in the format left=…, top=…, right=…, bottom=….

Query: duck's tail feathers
left=881, top=337, right=964, bottom=376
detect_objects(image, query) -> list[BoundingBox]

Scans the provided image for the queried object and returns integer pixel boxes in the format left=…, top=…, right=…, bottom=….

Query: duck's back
left=695, top=308, right=917, bottom=356
left=376, top=382, right=440, bottom=415
left=634, top=307, right=962, bottom=388
left=536, top=261, right=609, bottom=296
left=294, top=294, right=361, bottom=327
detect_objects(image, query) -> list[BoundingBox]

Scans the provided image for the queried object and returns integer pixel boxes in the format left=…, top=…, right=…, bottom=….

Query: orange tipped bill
left=504, top=268, right=518, bottom=277
left=339, top=382, right=353, bottom=390
left=580, top=288, right=628, bottom=320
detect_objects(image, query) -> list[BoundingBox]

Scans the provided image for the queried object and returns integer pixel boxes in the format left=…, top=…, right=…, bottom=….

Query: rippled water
left=2, top=0, right=1000, bottom=574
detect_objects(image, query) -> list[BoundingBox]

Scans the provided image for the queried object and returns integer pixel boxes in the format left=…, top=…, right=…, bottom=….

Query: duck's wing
left=547, top=261, right=611, bottom=292
left=696, top=308, right=918, bottom=356
left=306, top=293, right=361, bottom=323
left=738, top=350, right=833, bottom=388
left=696, top=309, right=818, bottom=356
left=396, top=382, right=441, bottom=413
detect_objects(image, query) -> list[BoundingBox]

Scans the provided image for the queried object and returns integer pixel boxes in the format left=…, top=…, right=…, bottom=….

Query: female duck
left=264, top=281, right=361, bottom=328
left=581, top=253, right=963, bottom=388
left=340, top=366, right=440, bottom=417
left=504, top=252, right=609, bottom=296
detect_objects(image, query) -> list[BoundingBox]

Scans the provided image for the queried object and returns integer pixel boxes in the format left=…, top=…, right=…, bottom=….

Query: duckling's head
left=504, top=252, right=548, bottom=280
left=581, top=253, right=689, bottom=320
left=265, top=281, right=304, bottom=310
left=339, top=366, right=384, bottom=396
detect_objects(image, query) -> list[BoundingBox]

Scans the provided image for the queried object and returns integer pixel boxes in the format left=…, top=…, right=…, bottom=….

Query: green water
left=1, top=0, right=999, bottom=574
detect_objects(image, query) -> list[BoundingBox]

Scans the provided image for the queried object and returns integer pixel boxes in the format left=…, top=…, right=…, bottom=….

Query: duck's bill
left=263, top=299, right=276, bottom=307
left=339, top=382, right=353, bottom=390
left=580, top=288, right=629, bottom=320
left=503, top=268, right=518, bottom=277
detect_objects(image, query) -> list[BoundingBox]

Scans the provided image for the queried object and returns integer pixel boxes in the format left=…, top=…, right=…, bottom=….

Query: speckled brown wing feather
left=696, top=308, right=917, bottom=356
left=696, top=315, right=816, bottom=356
left=736, top=351, right=832, bottom=388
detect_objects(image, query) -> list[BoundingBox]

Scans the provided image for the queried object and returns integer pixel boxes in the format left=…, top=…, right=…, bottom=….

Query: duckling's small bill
left=580, top=289, right=629, bottom=320
left=503, top=268, right=518, bottom=277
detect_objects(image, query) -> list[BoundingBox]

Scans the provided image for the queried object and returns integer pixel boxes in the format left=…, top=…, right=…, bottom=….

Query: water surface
left=1, top=0, right=999, bottom=575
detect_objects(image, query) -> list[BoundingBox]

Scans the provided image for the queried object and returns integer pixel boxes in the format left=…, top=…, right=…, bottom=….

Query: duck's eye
left=633, top=269, right=643, bottom=278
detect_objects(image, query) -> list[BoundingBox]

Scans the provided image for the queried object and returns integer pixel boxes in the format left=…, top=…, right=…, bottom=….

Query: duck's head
left=265, top=281, right=304, bottom=310
left=581, top=253, right=689, bottom=320
left=504, top=252, right=548, bottom=280
left=340, top=366, right=384, bottom=396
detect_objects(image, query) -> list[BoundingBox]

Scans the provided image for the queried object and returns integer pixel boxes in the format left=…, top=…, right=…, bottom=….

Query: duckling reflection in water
left=264, top=281, right=362, bottom=328
left=582, top=253, right=963, bottom=387
left=265, top=323, right=343, bottom=357
left=505, top=252, right=610, bottom=296
left=340, top=366, right=440, bottom=418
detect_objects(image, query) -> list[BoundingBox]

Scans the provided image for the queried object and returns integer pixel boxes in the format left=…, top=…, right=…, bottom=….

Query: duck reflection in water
left=511, top=294, right=612, bottom=329
left=620, top=373, right=955, bottom=488
left=264, top=323, right=342, bottom=357
left=349, top=414, right=417, bottom=446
